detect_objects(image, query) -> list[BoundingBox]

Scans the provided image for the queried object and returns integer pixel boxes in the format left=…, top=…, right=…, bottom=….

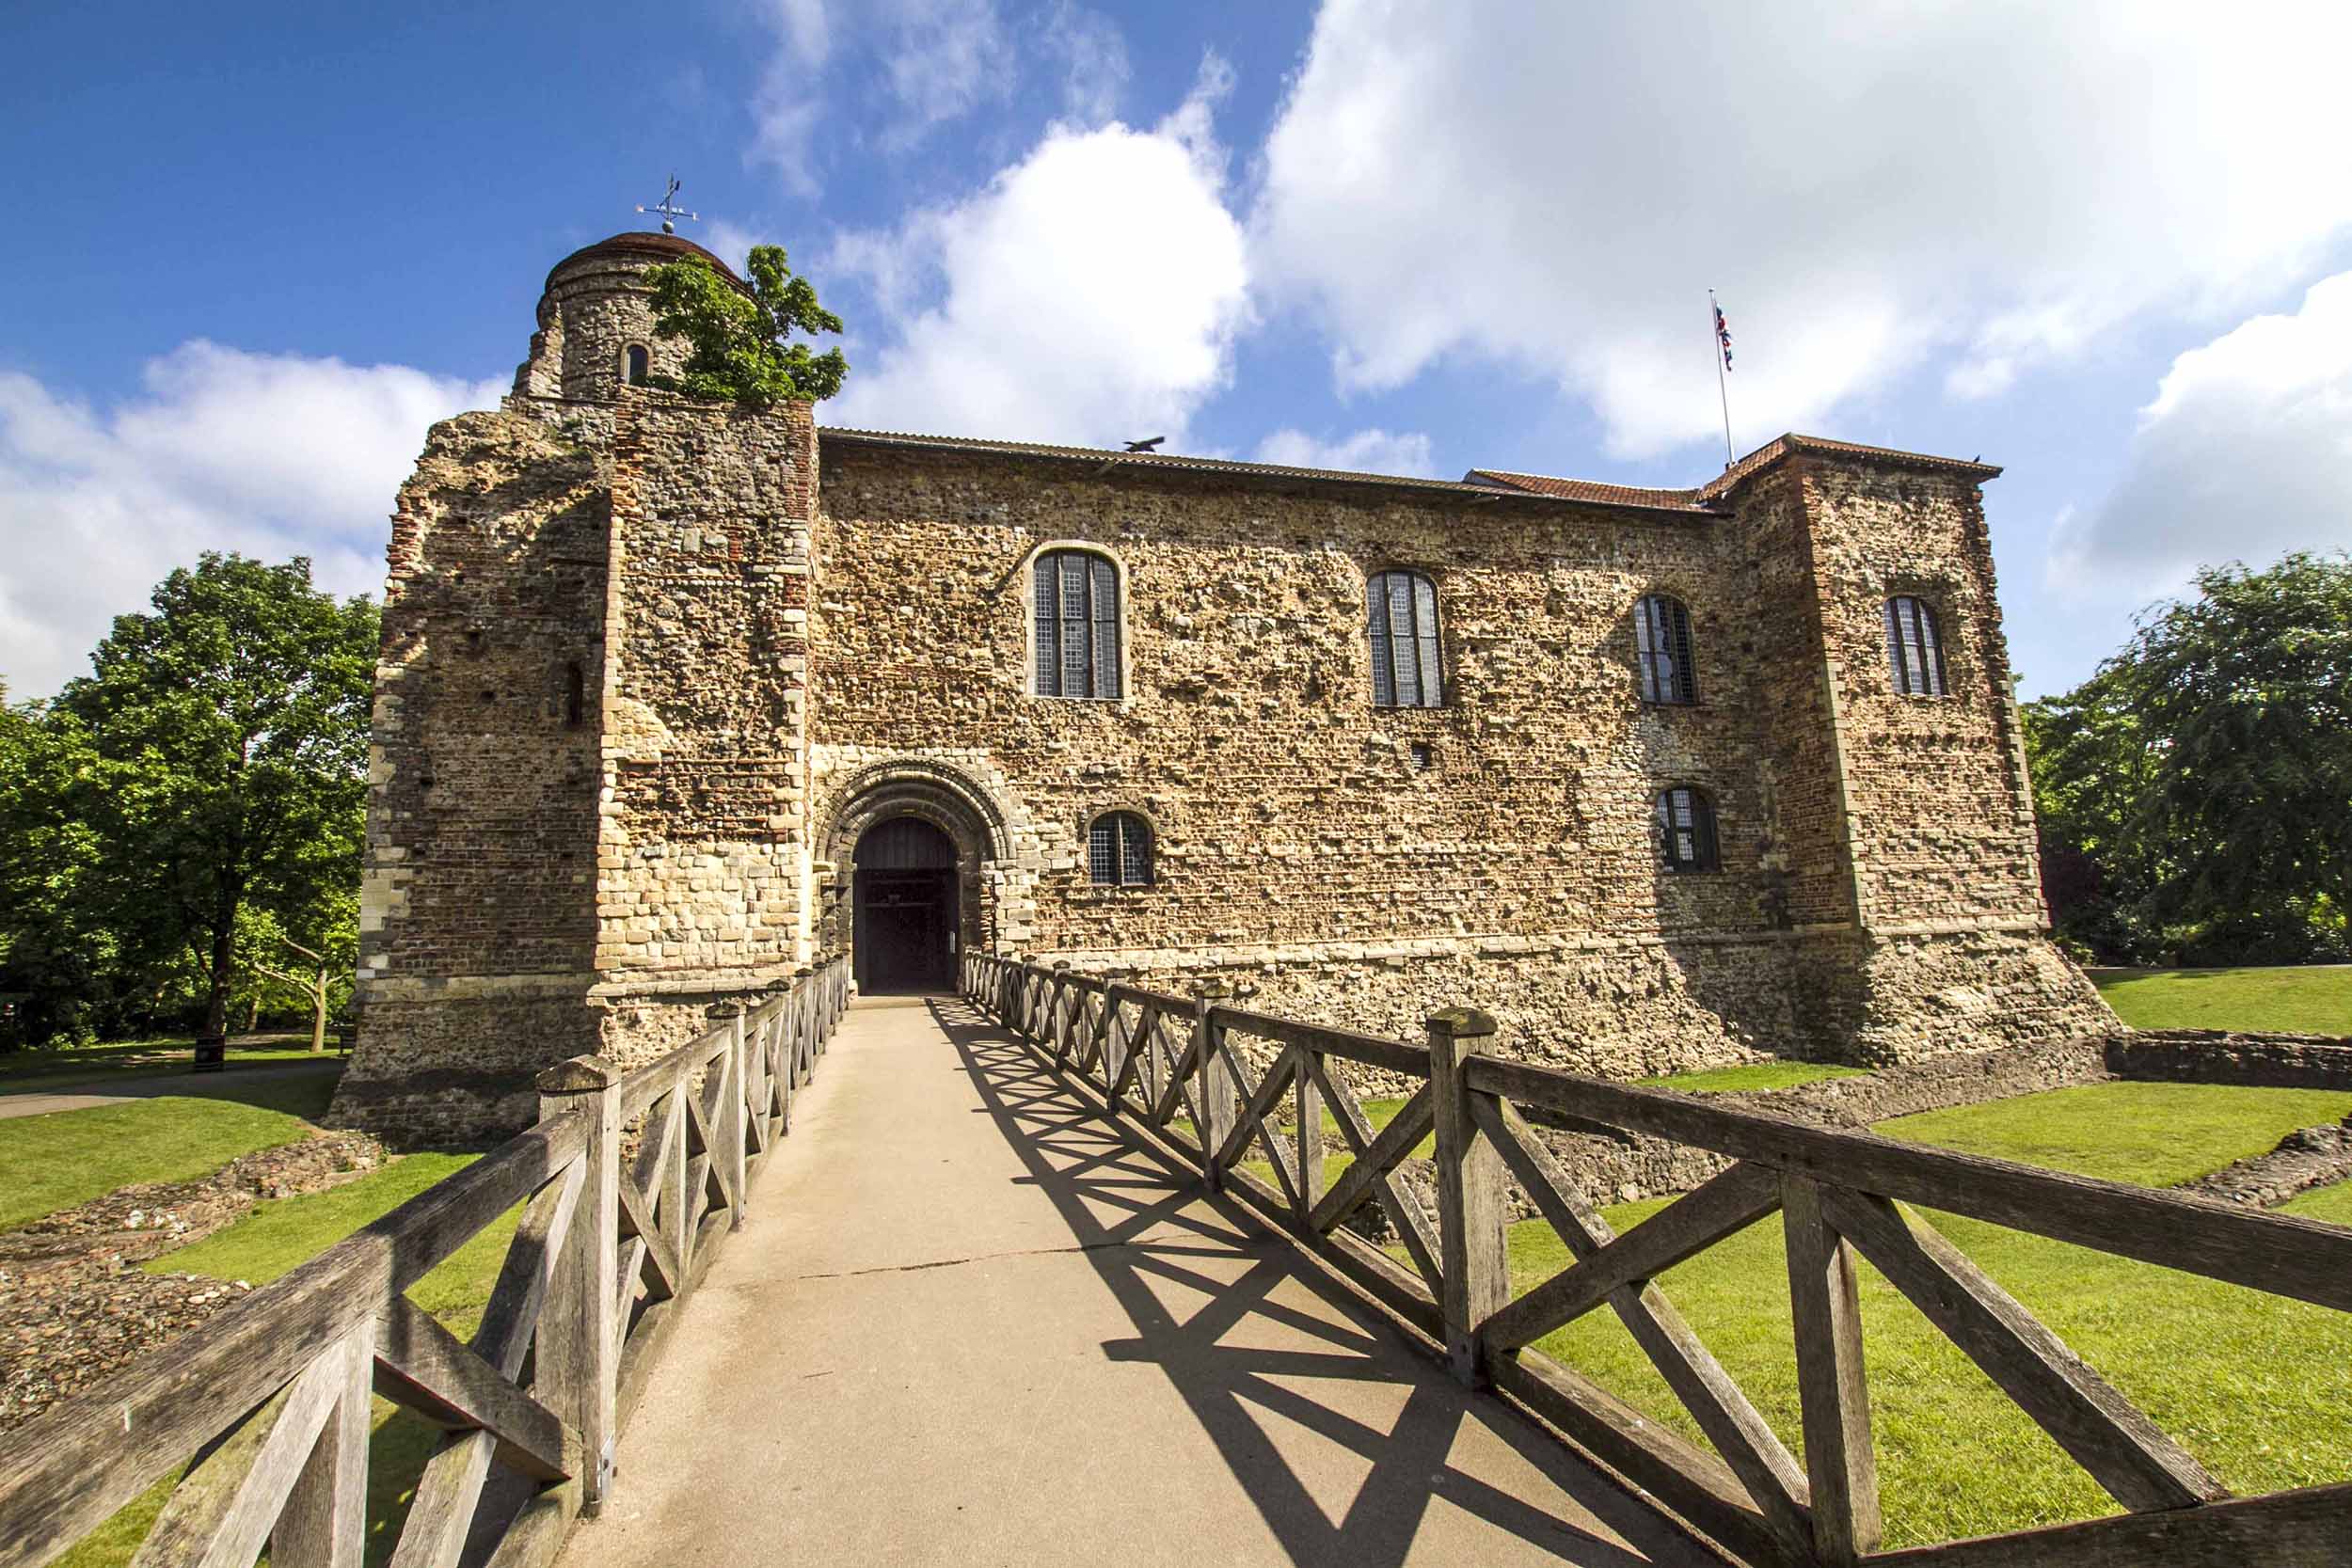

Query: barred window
left=623, top=344, right=650, bottom=386
left=1634, top=594, right=1696, bottom=705
left=1033, top=549, right=1122, bottom=698
left=1088, top=812, right=1152, bottom=886
left=1367, top=569, right=1443, bottom=708
left=1884, top=595, right=1948, bottom=697
left=1655, top=786, right=1720, bottom=873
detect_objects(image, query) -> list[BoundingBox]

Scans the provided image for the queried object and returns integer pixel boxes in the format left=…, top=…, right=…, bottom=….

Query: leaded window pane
left=1367, top=569, right=1441, bottom=709
left=1060, top=554, right=1089, bottom=697
left=1090, top=555, right=1120, bottom=698
left=1636, top=594, right=1695, bottom=704
left=1035, top=556, right=1060, bottom=693
left=1885, top=595, right=1947, bottom=697
left=1089, top=816, right=1118, bottom=882
left=1120, top=819, right=1150, bottom=885
left=1657, top=785, right=1719, bottom=872
left=1413, top=574, right=1441, bottom=705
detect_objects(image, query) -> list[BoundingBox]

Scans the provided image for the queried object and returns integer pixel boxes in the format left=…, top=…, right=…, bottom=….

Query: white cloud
left=825, top=59, right=1249, bottom=445
left=1041, top=1, right=1129, bottom=126
left=748, top=0, right=1019, bottom=182
left=2050, top=271, right=2352, bottom=600
left=1254, top=0, right=2352, bottom=458
left=1252, top=427, right=1436, bottom=478
left=0, top=344, right=500, bottom=697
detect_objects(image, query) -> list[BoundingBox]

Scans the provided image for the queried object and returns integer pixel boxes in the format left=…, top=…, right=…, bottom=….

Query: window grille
left=1367, top=569, right=1443, bottom=708
left=1033, top=549, right=1121, bottom=698
left=1634, top=594, right=1697, bottom=705
left=1884, top=595, right=1948, bottom=697
left=1655, top=786, right=1720, bottom=873
left=1088, top=812, right=1152, bottom=886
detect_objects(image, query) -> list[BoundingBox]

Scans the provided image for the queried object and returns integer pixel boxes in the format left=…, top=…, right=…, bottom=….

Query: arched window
left=1634, top=594, right=1696, bottom=705
left=1033, top=548, right=1121, bottom=699
left=1884, top=595, right=1948, bottom=697
left=1088, top=812, right=1152, bottom=886
left=1655, top=785, right=1720, bottom=873
left=1367, top=568, right=1442, bottom=708
left=623, top=344, right=650, bottom=386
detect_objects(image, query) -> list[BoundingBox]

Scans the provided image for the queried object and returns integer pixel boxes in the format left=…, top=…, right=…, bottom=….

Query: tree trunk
left=310, top=966, right=327, bottom=1053
left=202, top=878, right=239, bottom=1042
left=246, top=991, right=262, bottom=1032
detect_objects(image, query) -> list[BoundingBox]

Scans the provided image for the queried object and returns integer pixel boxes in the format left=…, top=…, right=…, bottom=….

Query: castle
left=330, top=230, right=2113, bottom=1142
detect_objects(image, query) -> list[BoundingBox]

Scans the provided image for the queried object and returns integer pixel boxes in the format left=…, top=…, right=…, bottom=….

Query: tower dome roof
left=544, top=230, right=742, bottom=293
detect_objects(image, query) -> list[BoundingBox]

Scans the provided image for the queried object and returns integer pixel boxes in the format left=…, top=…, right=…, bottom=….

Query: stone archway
left=818, top=759, right=1018, bottom=981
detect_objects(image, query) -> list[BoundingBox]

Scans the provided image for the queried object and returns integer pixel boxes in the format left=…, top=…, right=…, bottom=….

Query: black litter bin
left=193, top=1032, right=227, bottom=1073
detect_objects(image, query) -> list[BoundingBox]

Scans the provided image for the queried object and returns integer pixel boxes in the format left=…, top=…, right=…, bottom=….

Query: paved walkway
left=560, top=995, right=1711, bottom=1567
left=0, top=1058, right=343, bottom=1118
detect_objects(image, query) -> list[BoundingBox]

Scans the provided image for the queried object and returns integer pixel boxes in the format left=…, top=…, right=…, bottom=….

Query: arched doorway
left=852, top=816, right=958, bottom=993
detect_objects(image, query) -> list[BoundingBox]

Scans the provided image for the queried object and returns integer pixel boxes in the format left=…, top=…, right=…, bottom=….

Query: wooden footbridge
left=5, top=955, right=2351, bottom=1566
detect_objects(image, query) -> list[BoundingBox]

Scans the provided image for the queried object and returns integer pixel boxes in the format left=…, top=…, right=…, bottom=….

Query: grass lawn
left=2090, top=965, right=2352, bottom=1035
left=1880, top=1080, right=2352, bottom=1188
left=0, top=1072, right=340, bottom=1231
left=0, top=1037, right=326, bottom=1092
left=1508, top=1197, right=2352, bottom=1549
left=56, top=1155, right=523, bottom=1568
left=1631, top=1060, right=1871, bottom=1094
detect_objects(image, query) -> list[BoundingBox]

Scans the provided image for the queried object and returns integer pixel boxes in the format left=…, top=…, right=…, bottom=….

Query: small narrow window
left=1033, top=548, right=1122, bottom=698
left=1409, top=742, right=1435, bottom=771
left=1367, top=568, right=1443, bottom=708
left=1634, top=594, right=1697, bottom=705
left=1884, top=596, right=1948, bottom=697
left=1088, top=812, right=1153, bottom=886
left=1655, top=786, right=1720, bottom=873
left=624, top=344, right=650, bottom=386
left=564, top=661, right=585, bottom=727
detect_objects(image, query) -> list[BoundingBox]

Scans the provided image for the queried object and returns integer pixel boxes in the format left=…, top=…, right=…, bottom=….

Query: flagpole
left=1708, top=289, right=1734, bottom=469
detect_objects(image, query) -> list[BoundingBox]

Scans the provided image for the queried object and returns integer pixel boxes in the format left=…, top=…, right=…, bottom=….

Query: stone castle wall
left=333, top=406, right=614, bottom=1140
left=336, top=236, right=2114, bottom=1144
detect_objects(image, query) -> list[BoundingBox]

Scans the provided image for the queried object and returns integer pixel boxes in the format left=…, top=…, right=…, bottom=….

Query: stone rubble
left=0, top=1132, right=385, bottom=1424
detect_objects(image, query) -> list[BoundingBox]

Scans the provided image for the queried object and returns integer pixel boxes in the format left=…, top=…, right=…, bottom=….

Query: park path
left=556, top=994, right=1712, bottom=1568
left=0, top=1057, right=343, bottom=1119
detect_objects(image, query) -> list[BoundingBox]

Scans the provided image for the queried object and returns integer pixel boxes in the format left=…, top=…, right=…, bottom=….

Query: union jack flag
left=1714, top=301, right=1734, bottom=372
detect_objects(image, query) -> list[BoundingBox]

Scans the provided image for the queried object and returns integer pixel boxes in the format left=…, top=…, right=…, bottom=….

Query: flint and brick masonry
left=330, top=231, right=2113, bottom=1143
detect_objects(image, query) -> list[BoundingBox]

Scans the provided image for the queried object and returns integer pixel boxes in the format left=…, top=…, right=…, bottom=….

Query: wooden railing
left=961, top=951, right=2352, bottom=1568
left=0, top=955, right=850, bottom=1568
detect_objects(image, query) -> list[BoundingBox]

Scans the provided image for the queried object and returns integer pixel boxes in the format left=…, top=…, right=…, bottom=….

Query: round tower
left=511, top=231, right=744, bottom=403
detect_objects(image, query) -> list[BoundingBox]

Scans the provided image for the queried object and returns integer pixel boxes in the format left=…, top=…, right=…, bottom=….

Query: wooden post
left=707, top=1001, right=748, bottom=1231
left=268, top=1321, right=372, bottom=1568
left=1293, top=1043, right=1327, bottom=1226
left=536, top=1055, right=622, bottom=1513
left=1785, top=1175, right=1881, bottom=1565
left=1428, top=1006, right=1509, bottom=1387
left=1195, top=980, right=1235, bottom=1190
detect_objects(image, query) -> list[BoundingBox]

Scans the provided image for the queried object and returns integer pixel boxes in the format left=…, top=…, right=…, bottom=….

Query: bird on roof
left=1123, top=436, right=1165, bottom=452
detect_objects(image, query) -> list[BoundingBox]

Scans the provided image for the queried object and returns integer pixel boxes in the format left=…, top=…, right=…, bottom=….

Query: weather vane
left=637, top=175, right=699, bottom=235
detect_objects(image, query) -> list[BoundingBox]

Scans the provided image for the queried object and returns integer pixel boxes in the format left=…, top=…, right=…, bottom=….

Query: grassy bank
left=2091, top=965, right=2351, bottom=1034
left=0, top=1071, right=339, bottom=1231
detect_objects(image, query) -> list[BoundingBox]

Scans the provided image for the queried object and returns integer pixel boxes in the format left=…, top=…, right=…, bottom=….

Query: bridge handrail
left=960, top=948, right=2352, bottom=1568
left=0, top=952, right=852, bottom=1568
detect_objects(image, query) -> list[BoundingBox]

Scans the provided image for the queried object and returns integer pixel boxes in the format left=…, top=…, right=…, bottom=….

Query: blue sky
left=5, top=0, right=2348, bottom=698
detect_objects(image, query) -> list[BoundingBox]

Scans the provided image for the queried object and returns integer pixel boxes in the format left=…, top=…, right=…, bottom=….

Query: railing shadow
left=929, top=996, right=1712, bottom=1568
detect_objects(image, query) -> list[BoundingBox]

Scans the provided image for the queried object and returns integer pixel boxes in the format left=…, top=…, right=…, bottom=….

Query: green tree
left=2026, top=551, right=2352, bottom=962
left=0, top=693, right=108, bottom=1045
left=642, top=245, right=848, bottom=406
left=54, top=554, right=379, bottom=1044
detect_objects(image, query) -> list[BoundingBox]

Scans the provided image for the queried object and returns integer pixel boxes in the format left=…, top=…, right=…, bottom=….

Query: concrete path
left=560, top=994, right=1712, bottom=1568
left=0, top=1058, right=343, bottom=1118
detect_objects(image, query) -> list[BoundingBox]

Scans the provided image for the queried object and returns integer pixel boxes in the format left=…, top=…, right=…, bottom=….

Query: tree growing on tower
left=641, top=245, right=849, bottom=406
